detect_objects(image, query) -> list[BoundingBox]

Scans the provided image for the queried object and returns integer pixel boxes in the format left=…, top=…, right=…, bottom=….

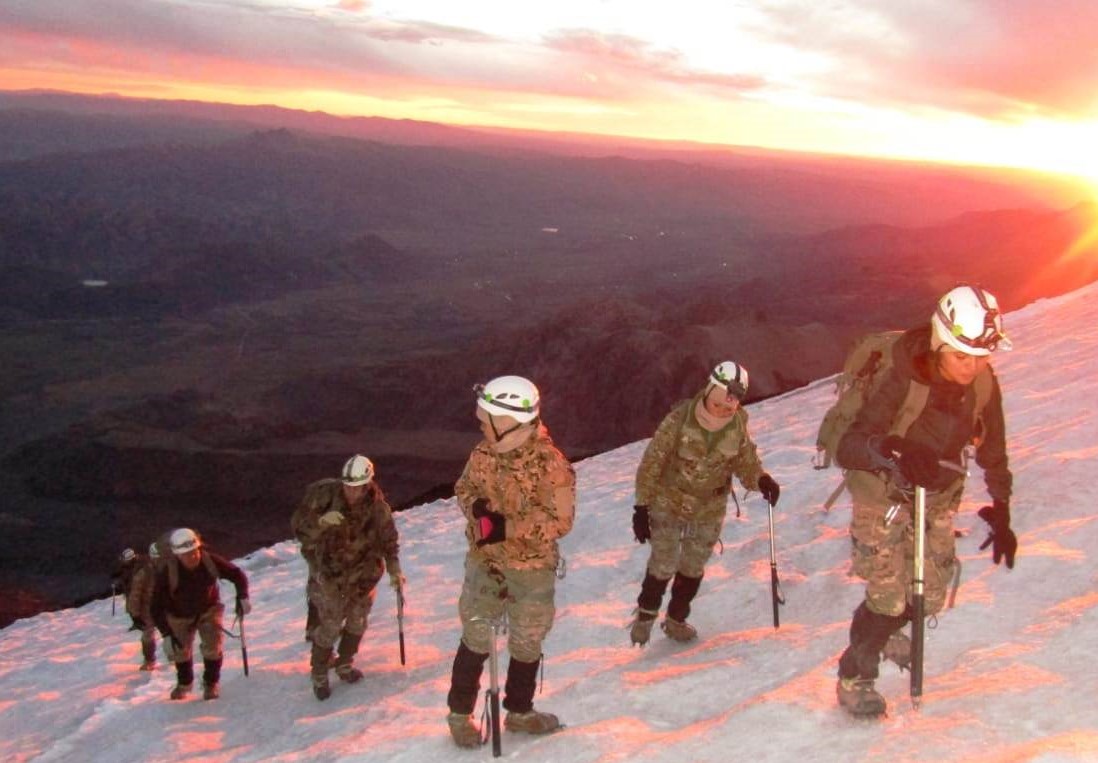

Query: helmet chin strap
left=489, top=414, right=524, bottom=441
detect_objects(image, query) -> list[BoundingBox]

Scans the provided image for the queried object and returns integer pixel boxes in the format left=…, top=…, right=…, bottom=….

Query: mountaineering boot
left=661, top=617, right=698, bottom=642
left=141, top=635, right=157, bottom=670
left=504, top=709, right=561, bottom=734
left=882, top=630, right=912, bottom=671
left=170, top=682, right=193, bottom=700
left=447, top=712, right=482, bottom=748
left=632, top=572, right=671, bottom=646
left=837, top=602, right=908, bottom=684
left=447, top=641, right=488, bottom=716
left=666, top=573, right=703, bottom=623
left=334, top=629, right=364, bottom=683
left=636, top=573, right=671, bottom=615
left=170, top=659, right=194, bottom=700
left=335, top=663, right=364, bottom=683
left=630, top=608, right=659, bottom=646
left=311, top=643, right=333, bottom=701
left=835, top=602, right=907, bottom=718
left=312, top=672, right=331, bottom=701
left=663, top=573, right=702, bottom=641
left=202, top=657, right=222, bottom=701
left=836, top=677, right=887, bottom=718
left=502, top=656, right=561, bottom=733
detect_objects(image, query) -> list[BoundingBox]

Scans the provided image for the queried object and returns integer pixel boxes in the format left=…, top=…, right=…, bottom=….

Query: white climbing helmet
left=931, top=284, right=1012, bottom=356
left=341, top=454, right=375, bottom=486
left=474, top=375, right=540, bottom=423
left=169, top=528, right=201, bottom=555
left=710, top=361, right=749, bottom=400
left=148, top=542, right=160, bottom=560
left=120, top=548, right=136, bottom=563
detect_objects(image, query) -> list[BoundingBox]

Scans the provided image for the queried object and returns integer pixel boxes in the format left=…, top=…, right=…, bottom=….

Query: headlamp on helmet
left=341, top=454, right=375, bottom=486
left=931, top=284, right=1012, bottom=356
left=710, top=361, right=749, bottom=401
left=474, top=375, right=540, bottom=423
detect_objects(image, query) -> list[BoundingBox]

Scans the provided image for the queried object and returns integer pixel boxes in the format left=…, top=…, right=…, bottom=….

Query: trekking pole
left=396, top=584, right=406, bottom=666
left=235, top=601, right=250, bottom=677
left=910, top=484, right=927, bottom=708
left=487, top=617, right=503, bottom=758
left=111, top=583, right=117, bottom=617
left=767, top=501, right=785, bottom=629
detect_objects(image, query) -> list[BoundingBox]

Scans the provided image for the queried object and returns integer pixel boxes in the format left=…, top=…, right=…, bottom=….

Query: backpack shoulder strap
left=202, top=552, right=219, bottom=580
left=167, top=557, right=179, bottom=595
left=967, top=366, right=994, bottom=445
left=888, top=380, right=929, bottom=438
left=972, top=367, right=993, bottom=418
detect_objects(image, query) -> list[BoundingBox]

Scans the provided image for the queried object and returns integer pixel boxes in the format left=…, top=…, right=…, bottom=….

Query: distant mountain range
left=0, top=89, right=1095, bottom=628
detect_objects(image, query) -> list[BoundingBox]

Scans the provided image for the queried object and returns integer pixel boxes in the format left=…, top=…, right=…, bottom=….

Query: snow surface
left=3, top=282, right=1098, bottom=763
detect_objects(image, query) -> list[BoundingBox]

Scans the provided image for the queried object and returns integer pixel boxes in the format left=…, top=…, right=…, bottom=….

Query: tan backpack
left=814, top=330, right=991, bottom=509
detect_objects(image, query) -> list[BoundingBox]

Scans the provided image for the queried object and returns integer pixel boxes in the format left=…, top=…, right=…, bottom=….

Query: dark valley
left=1, top=91, right=1095, bottom=627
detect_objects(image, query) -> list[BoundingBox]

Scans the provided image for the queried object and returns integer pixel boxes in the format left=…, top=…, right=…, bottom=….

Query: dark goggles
left=710, top=377, right=746, bottom=401
left=721, top=381, right=747, bottom=401
left=711, top=365, right=747, bottom=401
left=473, top=383, right=536, bottom=415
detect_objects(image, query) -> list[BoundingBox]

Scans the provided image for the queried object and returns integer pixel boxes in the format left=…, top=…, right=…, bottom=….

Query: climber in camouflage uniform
left=833, top=285, right=1015, bottom=718
left=112, top=547, right=158, bottom=670
left=291, top=454, right=403, bottom=701
left=630, top=361, right=780, bottom=645
left=445, top=375, right=576, bottom=748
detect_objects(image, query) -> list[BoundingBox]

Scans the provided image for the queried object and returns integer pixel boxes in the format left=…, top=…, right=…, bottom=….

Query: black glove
left=757, top=473, right=780, bottom=507
left=878, top=435, right=940, bottom=486
left=129, top=616, right=147, bottom=631
left=472, top=500, right=506, bottom=546
left=978, top=500, right=1017, bottom=569
left=632, top=505, right=651, bottom=543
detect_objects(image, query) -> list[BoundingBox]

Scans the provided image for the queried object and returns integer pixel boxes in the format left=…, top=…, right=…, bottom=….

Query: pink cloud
left=335, top=0, right=370, bottom=12
left=752, top=0, right=1098, bottom=120
left=543, top=29, right=766, bottom=95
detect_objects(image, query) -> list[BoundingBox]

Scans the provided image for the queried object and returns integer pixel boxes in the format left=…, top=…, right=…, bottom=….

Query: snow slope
left=3, top=282, right=1098, bottom=763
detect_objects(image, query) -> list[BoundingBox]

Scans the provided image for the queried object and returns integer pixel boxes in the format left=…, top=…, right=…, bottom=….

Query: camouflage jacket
left=125, top=559, right=156, bottom=623
left=291, top=478, right=400, bottom=590
left=635, top=394, right=765, bottom=520
left=455, top=425, right=576, bottom=571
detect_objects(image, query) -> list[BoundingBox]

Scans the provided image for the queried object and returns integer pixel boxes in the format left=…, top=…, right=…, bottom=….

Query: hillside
left=2, top=97, right=1098, bottom=629
left=1, top=281, right=1096, bottom=762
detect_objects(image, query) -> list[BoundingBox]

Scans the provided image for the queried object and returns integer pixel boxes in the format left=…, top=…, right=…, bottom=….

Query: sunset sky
left=2, top=0, right=1097, bottom=180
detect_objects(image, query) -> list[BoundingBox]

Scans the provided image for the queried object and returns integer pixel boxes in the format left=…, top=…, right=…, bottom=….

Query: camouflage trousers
left=307, top=573, right=379, bottom=650
left=164, top=604, right=223, bottom=663
left=645, top=505, right=724, bottom=580
left=457, top=556, right=556, bottom=663
left=850, top=497, right=959, bottom=617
